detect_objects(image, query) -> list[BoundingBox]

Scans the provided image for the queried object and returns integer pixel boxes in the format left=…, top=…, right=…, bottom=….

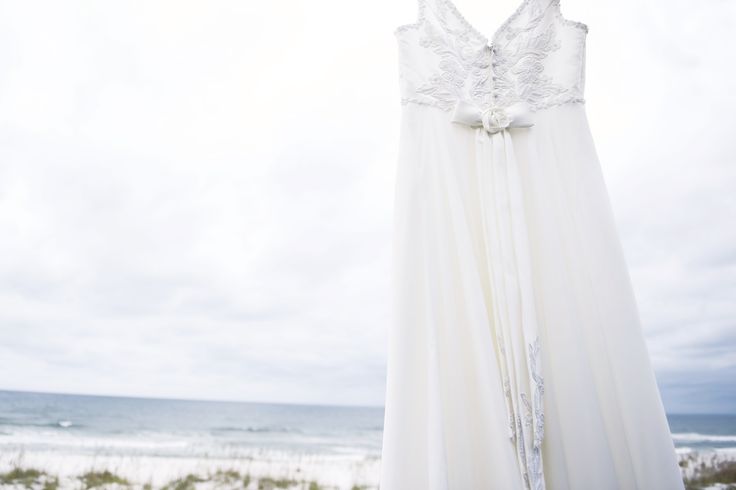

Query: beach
left=0, top=391, right=382, bottom=489
left=678, top=448, right=736, bottom=490
left=1, top=449, right=735, bottom=490
left=0, top=450, right=380, bottom=489
left=0, top=391, right=734, bottom=490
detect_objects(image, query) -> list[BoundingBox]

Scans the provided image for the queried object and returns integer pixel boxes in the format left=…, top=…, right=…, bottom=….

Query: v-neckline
left=441, top=0, right=532, bottom=46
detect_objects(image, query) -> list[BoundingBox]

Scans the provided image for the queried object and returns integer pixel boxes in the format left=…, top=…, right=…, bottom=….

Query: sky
left=0, top=0, right=733, bottom=413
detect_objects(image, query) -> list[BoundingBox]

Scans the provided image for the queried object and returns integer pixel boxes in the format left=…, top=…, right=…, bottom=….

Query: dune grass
left=0, top=467, right=59, bottom=490
left=160, top=474, right=205, bottom=490
left=257, top=477, right=298, bottom=489
left=0, top=468, right=44, bottom=485
left=684, top=460, right=736, bottom=490
left=80, top=471, right=130, bottom=488
left=0, top=467, right=370, bottom=490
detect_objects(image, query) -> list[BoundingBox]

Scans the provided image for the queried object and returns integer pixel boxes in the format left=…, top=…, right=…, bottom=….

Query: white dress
left=379, top=0, right=685, bottom=489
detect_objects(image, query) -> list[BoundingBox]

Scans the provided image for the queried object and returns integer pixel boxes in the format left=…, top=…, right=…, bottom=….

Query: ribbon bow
left=451, top=100, right=534, bottom=134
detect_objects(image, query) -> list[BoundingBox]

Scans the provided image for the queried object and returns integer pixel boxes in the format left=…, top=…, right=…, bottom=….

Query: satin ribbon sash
left=451, top=99, right=534, bottom=134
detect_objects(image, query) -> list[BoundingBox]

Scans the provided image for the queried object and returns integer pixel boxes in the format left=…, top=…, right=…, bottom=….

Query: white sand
left=2, top=448, right=735, bottom=489
left=0, top=449, right=381, bottom=489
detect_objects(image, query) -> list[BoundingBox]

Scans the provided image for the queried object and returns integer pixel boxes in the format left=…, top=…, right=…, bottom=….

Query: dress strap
left=393, top=0, right=427, bottom=36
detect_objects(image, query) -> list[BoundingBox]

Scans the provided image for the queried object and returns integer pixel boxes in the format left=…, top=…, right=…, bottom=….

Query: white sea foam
left=0, top=431, right=189, bottom=450
left=0, top=425, right=375, bottom=461
left=672, top=432, right=736, bottom=443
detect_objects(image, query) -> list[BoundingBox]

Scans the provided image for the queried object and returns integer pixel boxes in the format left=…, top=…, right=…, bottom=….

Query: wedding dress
left=379, top=0, right=685, bottom=488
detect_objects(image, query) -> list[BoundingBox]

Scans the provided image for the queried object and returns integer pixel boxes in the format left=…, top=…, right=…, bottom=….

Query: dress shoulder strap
left=393, top=0, right=426, bottom=36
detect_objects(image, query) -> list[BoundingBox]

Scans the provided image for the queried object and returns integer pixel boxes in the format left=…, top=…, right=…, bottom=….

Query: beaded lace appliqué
left=493, top=4, right=567, bottom=110
left=499, top=332, right=546, bottom=490
left=398, top=0, right=587, bottom=114
left=413, top=13, right=493, bottom=110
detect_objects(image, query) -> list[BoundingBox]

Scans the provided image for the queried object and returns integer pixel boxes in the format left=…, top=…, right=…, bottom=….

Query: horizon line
left=0, top=388, right=384, bottom=410
left=0, top=388, right=734, bottom=416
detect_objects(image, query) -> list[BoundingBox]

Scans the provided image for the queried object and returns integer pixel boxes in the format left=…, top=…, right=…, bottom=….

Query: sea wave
left=672, top=432, right=736, bottom=443
left=211, top=425, right=302, bottom=434
left=0, top=420, right=83, bottom=429
left=0, top=427, right=376, bottom=457
left=0, top=429, right=191, bottom=451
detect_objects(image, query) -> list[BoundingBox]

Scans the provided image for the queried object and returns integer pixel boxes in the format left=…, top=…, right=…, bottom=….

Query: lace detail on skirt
left=501, top=334, right=546, bottom=490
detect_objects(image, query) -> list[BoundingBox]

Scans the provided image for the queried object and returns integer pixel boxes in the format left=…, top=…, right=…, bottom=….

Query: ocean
left=0, top=390, right=383, bottom=459
left=0, top=390, right=732, bottom=487
left=669, top=413, right=736, bottom=451
left=1, top=390, right=732, bottom=456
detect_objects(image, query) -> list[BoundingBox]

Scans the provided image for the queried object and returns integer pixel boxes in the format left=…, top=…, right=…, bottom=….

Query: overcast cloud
left=0, top=0, right=733, bottom=412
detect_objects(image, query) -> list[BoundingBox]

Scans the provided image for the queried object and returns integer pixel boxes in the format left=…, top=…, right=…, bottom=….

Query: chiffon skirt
left=379, top=102, right=684, bottom=490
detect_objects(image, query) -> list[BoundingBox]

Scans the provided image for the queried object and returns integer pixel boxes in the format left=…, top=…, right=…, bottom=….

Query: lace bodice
left=395, top=0, right=588, bottom=114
